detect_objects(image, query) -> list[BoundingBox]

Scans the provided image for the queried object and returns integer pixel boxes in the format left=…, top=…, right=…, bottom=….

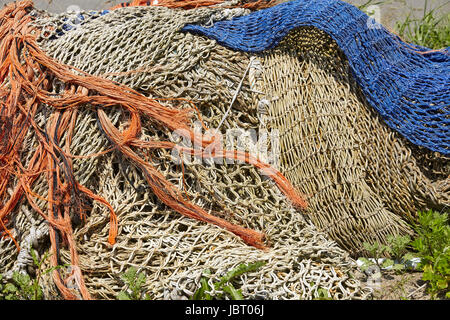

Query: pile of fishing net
left=0, top=0, right=448, bottom=300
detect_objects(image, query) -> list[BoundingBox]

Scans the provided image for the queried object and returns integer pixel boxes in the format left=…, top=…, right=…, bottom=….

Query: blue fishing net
left=183, top=0, right=450, bottom=155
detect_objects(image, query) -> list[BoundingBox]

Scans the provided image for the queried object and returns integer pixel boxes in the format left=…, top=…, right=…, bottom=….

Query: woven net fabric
left=250, top=26, right=449, bottom=255
left=0, top=4, right=373, bottom=300
left=183, top=0, right=450, bottom=155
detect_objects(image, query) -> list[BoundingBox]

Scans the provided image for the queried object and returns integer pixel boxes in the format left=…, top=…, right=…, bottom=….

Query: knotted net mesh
left=252, top=27, right=449, bottom=256
left=0, top=1, right=447, bottom=300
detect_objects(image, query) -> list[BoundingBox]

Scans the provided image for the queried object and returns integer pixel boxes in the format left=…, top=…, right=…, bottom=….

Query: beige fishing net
left=0, top=3, right=448, bottom=300
left=251, top=27, right=449, bottom=256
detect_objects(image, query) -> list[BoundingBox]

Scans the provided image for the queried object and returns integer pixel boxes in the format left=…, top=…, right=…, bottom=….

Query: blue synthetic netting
left=183, top=0, right=450, bottom=155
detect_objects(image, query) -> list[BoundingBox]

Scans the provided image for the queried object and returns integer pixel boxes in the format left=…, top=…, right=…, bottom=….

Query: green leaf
left=422, top=265, right=435, bottom=282
left=363, top=242, right=378, bottom=253
left=192, top=273, right=212, bottom=300
left=143, top=293, right=151, bottom=300
left=6, top=294, right=17, bottom=300
left=392, top=264, right=405, bottom=271
left=215, top=261, right=266, bottom=290
left=358, top=258, right=373, bottom=272
left=314, top=288, right=333, bottom=300
left=116, top=267, right=150, bottom=300
left=43, top=265, right=65, bottom=275
left=4, top=283, right=18, bottom=293
left=381, top=259, right=394, bottom=268
left=121, top=267, right=137, bottom=283
left=30, top=248, right=40, bottom=267
left=383, top=245, right=393, bottom=255
left=436, top=279, right=448, bottom=290
left=32, top=285, right=43, bottom=300
left=191, top=262, right=266, bottom=300
left=386, top=235, right=411, bottom=260
left=117, top=291, right=131, bottom=300
left=402, top=253, right=417, bottom=261
left=411, top=238, right=425, bottom=253
left=222, top=284, right=243, bottom=300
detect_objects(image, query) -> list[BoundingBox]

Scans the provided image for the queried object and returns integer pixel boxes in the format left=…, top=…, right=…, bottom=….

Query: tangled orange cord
left=0, top=0, right=306, bottom=299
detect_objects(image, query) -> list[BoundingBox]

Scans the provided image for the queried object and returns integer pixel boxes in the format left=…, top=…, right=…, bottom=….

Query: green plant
left=0, top=271, right=42, bottom=300
left=386, top=234, right=412, bottom=262
left=395, top=1, right=450, bottom=49
left=411, top=210, right=449, bottom=299
left=0, top=248, right=62, bottom=300
left=313, top=288, right=333, bottom=300
left=359, top=235, right=414, bottom=273
left=192, top=261, right=266, bottom=300
left=359, top=0, right=449, bottom=49
left=359, top=241, right=404, bottom=272
left=360, top=210, right=449, bottom=299
left=117, top=267, right=151, bottom=300
left=359, top=242, right=384, bottom=271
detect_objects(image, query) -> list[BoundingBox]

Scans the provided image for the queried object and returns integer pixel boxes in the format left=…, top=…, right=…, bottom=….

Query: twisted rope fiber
left=183, top=0, right=450, bottom=155
left=0, top=1, right=307, bottom=299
